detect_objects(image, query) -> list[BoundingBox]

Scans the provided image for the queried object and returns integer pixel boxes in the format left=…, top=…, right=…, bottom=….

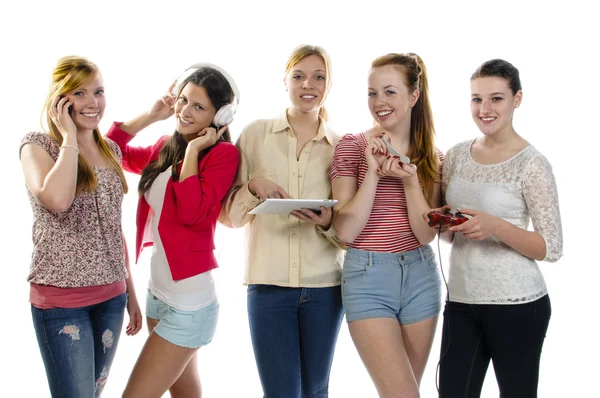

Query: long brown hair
left=285, top=44, right=332, bottom=122
left=371, top=53, right=438, bottom=205
left=41, top=56, right=128, bottom=194
left=138, top=66, right=235, bottom=194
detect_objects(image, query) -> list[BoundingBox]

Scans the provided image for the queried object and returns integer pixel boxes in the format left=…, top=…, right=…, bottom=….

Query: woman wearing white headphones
left=106, top=64, right=240, bottom=397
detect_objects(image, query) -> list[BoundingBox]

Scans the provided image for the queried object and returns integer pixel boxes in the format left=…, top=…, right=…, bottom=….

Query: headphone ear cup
left=213, top=104, right=235, bottom=127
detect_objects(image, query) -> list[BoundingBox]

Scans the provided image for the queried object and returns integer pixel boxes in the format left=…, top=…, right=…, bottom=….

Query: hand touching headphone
left=172, top=63, right=240, bottom=127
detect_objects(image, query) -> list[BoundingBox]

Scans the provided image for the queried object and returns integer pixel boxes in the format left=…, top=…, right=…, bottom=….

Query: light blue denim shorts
left=145, top=290, right=219, bottom=348
left=342, top=245, right=442, bottom=324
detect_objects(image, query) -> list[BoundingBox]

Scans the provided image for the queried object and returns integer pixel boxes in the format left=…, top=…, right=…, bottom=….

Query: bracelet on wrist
left=59, top=144, right=79, bottom=154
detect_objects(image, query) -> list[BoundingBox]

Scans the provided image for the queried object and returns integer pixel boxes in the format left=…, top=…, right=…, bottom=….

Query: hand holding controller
left=427, top=209, right=469, bottom=227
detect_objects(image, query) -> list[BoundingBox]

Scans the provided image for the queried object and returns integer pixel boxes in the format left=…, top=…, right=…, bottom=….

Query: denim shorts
left=342, top=245, right=442, bottom=324
left=145, top=290, right=219, bottom=348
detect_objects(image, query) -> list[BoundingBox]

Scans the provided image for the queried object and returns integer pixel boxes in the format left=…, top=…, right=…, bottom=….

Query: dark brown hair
left=138, top=67, right=235, bottom=194
left=471, top=59, right=522, bottom=94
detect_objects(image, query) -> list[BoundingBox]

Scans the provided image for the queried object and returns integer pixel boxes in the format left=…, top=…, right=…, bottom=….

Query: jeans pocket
left=199, top=305, right=219, bottom=345
left=427, top=255, right=438, bottom=271
left=342, top=256, right=369, bottom=282
left=422, top=247, right=437, bottom=271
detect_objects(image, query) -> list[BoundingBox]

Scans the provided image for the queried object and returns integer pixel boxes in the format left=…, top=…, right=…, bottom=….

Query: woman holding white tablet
left=221, top=44, right=344, bottom=398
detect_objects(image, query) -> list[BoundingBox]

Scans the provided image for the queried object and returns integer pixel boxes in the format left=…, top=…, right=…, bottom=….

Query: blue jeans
left=31, top=293, right=127, bottom=398
left=247, top=285, right=343, bottom=398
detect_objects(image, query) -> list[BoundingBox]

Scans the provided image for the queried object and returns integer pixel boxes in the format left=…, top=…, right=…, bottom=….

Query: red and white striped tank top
left=331, top=133, right=444, bottom=253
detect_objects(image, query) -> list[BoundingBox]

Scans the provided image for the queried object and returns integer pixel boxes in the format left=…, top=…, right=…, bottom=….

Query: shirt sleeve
left=172, top=142, right=240, bottom=226
left=317, top=223, right=347, bottom=250
left=330, top=134, right=361, bottom=180
left=106, top=122, right=159, bottom=175
left=441, top=145, right=455, bottom=205
left=219, top=122, right=261, bottom=228
left=104, top=138, right=123, bottom=163
left=522, top=154, right=563, bottom=262
left=20, top=132, right=59, bottom=160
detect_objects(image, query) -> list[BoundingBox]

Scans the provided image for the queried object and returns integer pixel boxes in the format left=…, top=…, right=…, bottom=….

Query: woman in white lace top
left=431, top=59, right=563, bottom=397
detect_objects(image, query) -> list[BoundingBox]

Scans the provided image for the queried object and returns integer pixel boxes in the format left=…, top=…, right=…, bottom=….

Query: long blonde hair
left=41, top=56, right=128, bottom=194
left=285, top=44, right=332, bottom=122
left=371, top=53, right=438, bottom=205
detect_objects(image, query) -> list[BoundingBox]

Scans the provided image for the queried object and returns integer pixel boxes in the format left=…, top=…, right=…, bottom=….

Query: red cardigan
left=107, top=122, right=239, bottom=280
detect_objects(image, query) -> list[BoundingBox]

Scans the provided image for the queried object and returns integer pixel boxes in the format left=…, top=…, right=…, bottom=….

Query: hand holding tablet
left=248, top=199, right=338, bottom=215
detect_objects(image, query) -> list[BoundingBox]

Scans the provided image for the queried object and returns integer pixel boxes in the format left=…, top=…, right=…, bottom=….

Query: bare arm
left=21, top=140, right=79, bottom=212
left=495, top=221, right=546, bottom=260
left=117, top=113, right=162, bottom=137
left=332, top=171, right=379, bottom=243
left=20, top=96, right=80, bottom=212
left=452, top=209, right=547, bottom=260
left=332, top=132, right=387, bottom=243
left=403, top=175, right=441, bottom=245
left=179, top=126, right=228, bottom=182
left=122, top=232, right=142, bottom=336
left=118, top=89, right=176, bottom=138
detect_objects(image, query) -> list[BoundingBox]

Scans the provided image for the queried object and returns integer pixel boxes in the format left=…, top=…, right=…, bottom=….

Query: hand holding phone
left=49, top=96, right=77, bottom=138
left=380, top=137, right=410, bottom=164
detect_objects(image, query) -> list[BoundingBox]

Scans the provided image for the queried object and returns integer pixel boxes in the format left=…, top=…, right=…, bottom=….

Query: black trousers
left=438, top=295, right=551, bottom=398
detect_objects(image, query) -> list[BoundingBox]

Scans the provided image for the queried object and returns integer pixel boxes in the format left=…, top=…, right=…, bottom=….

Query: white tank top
left=144, top=169, right=216, bottom=310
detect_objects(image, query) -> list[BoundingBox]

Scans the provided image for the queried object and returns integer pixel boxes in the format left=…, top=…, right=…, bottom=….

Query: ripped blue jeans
left=31, top=292, right=127, bottom=397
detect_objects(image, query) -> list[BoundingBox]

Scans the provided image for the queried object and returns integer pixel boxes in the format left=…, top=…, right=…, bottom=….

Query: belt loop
left=368, top=251, right=373, bottom=269
left=419, top=246, right=425, bottom=262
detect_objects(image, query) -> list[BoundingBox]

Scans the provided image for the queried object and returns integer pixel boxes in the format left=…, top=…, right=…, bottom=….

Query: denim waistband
left=346, top=245, right=433, bottom=264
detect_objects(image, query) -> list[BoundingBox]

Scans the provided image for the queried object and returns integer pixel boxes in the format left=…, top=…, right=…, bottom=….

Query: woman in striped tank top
left=331, top=53, right=444, bottom=398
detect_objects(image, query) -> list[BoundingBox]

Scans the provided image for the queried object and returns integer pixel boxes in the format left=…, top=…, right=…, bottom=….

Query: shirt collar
left=271, top=110, right=336, bottom=147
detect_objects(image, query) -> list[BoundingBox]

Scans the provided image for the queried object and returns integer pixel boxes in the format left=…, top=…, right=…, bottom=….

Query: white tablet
left=248, top=199, right=338, bottom=215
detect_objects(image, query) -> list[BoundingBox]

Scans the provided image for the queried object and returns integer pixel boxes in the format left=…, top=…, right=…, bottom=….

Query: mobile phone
left=59, top=95, right=73, bottom=116
left=380, top=137, right=410, bottom=164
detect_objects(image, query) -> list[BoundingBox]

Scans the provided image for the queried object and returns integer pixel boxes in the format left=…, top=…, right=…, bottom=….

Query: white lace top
left=443, top=139, right=563, bottom=304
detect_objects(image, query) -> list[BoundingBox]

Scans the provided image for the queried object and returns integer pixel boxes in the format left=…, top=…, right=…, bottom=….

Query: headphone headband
left=173, top=62, right=240, bottom=128
left=175, top=62, right=240, bottom=104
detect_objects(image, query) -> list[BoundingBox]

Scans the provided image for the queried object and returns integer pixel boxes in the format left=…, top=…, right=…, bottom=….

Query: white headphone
left=172, top=62, right=240, bottom=127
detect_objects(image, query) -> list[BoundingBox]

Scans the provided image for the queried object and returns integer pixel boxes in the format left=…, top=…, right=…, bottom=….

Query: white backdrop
left=1, top=1, right=597, bottom=396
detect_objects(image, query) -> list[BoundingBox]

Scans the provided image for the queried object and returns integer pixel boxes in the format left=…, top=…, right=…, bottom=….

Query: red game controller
left=427, top=209, right=469, bottom=227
